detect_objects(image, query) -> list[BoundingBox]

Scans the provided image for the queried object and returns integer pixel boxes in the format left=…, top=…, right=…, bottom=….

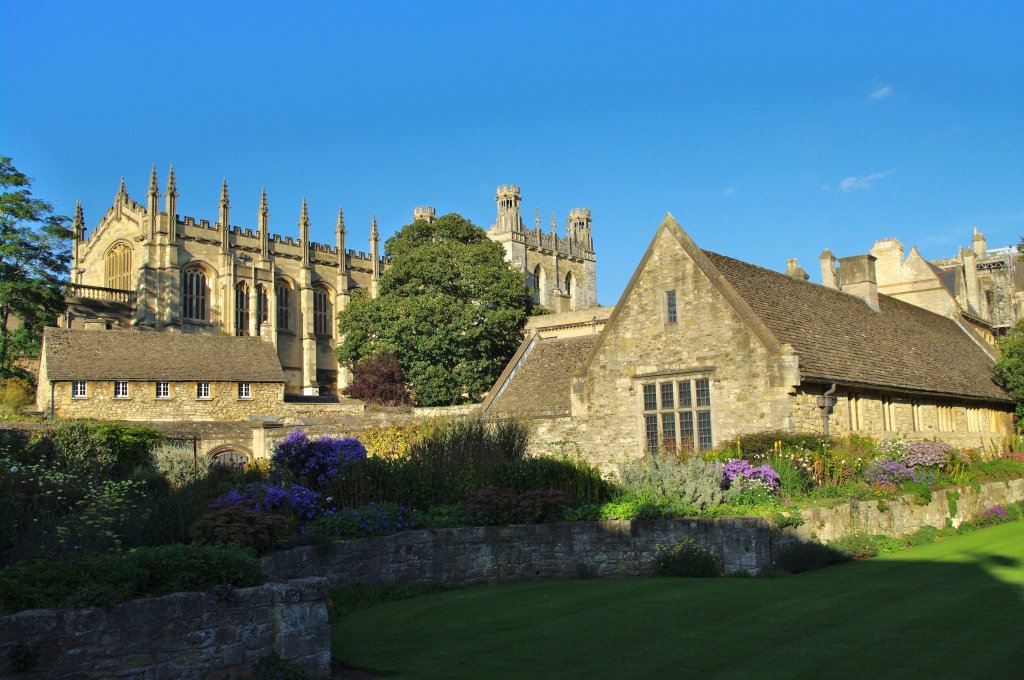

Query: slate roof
left=488, top=335, right=599, bottom=417
left=703, top=251, right=1010, bottom=403
left=42, top=327, right=285, bottom=382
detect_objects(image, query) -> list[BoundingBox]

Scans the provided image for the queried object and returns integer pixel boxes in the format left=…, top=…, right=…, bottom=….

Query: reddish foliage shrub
left=189, top=500, right=289, bottom=554
left=342, top=353, right=412, bottom=406
left=461, top=487, right=570, bottom=525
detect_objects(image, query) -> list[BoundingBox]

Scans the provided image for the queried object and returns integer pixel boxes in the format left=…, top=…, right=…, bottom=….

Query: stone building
left=66, top=170, right=598, bottom=396
left=484, top=215, right=1014, bottom=470
left=823, top=229, right=1024, bottom=348
left=36, top=327, right=285, bottom=422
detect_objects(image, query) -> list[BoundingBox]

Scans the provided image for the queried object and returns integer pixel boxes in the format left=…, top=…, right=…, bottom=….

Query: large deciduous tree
left=335, top=213, right=532, bottom=406
left=0, top=157, right=71, bottom=380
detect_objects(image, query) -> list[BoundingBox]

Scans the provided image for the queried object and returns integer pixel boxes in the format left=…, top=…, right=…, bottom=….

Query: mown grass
left=332, top=521, right=1024, bottom=678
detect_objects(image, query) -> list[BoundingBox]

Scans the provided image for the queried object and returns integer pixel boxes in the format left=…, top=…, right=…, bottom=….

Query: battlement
left=414, top=206, right=436, bottom=222
left=569, top=208, right=591, bottom=221
left=496, top=184, right=521, bottom=197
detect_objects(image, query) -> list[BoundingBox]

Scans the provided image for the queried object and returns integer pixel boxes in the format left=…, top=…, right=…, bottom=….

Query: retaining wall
left=262, top=518, right=774, bottom=584
left=0, top=578, right=330, bottom=680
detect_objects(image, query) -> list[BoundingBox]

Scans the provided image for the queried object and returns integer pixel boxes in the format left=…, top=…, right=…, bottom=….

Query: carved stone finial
left=148, top=165, right=159, bottom=197
left=117, top=176, right=127, bottom=198
left=166, top=164, right=178, bottom=197
left=370, top=214, right=379, bottom=241
left=259, top=187, right=269, bottom=217
left=299, top=197, right=310, bottom=228
left=220, top=178, right=230, bottom=208
left=72, top=200, right=85, bottom=237
left=535, top=208, right=541, bottom=229
left=336, top=205, right=345, bottom=234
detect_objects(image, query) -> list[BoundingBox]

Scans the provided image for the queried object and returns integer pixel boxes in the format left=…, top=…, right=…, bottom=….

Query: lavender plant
left=721, top=459, right=781, bottom=493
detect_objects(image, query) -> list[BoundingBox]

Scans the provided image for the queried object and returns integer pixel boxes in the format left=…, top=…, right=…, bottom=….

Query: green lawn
left=332, top=522, right=1024, bottom=678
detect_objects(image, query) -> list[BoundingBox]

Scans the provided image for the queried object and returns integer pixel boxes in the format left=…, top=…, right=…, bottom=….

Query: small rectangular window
left=114, top=381, right=129, bottom=399
left=156, top=382, right=170, bottom=399
left=197, top=382, right=211, bottom=399
left=660, top=383, right=674, bottom=409
left=642, top=384, right=657, bottom=411
left=695, top=379, right=711, bottom=407
left=238, top=382, right=251, bottom=399
left=666, top=290, right=678, bottom=324
left=697, top=411, right=713, bottom=451
left=680, top=411, right=694, bottom=450
left=644, top=414, right=659, bottom=453
left=678, top=381, right=692, bottom=408
left=72, top=381, right=87, bottom=398
left=661, top=412, right=676, bottom=452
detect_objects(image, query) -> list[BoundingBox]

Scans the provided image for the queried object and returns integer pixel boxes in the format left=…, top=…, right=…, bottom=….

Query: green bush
left=774, top=541, right=850, bottom=573
left=620, top=455, right=737, bottom=510
left=461, top=488, right=570, bottom=525
left=654, top=537, right=719, bottom=577
left=39, top=420, right=163, bottom=479
left=0, top=543, right=263, bottom=614
left=734, top=431, right=832, bottom=456
left=494, top=455, right=612, bottom=504
left=828, top=532, right=878, bottom=560
left=152, top=443, right=211, bottom=489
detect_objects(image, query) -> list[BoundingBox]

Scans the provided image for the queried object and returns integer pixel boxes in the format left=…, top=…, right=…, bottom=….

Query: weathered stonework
left=262, top=518, right=774, bottom=583
left=0, top=578, right=330, bottom=679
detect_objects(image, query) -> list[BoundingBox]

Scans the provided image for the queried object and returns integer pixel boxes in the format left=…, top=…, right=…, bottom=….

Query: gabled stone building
left=36, top=327, right=285, bottom=421
left=66, top=170, right=598, bottom=396
left=484, top=216, right=1013, bottom=469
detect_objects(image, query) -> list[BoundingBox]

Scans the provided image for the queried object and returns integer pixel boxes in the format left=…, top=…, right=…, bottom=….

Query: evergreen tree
left=335, top=213, right=532, bottom=406
left=994, top=317, right=1024, bottom=429
left=0, top=157, right=71, bottom=380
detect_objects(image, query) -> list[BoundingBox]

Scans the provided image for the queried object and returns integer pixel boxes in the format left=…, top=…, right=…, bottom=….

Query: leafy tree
left=0, top=158, right=71, bottom=380
left=335, top=213, right=532, bottom=406
left=342, top=352, right=412, bottom=406
left=995, top=319, right=1024, bottom=428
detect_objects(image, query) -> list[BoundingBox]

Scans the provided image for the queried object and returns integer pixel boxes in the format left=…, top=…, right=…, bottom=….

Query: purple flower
left=271, top=430, right=367, bottom=489
left=722, top=459, right=781, bottom=493
left=215, top=481, right=325, bottom=524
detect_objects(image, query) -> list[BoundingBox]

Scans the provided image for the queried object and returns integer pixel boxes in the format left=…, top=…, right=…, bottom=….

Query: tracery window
left=235, top=282, right=250, bottom=336
left=314, top=287, right=331, bottom=336
left=104, top=243, right=132, bottom=290
left=276, top=281, right=290, bottom=330
left=256, top=285, right=269, bottom=334
left=182, top=267, right=209, bottom=321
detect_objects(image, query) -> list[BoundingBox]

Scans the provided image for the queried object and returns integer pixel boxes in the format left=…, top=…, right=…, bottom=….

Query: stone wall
left=261, top=518, right=773, bottom=583
left=0, top=578, right=330, bottom=679
left=784, top=478, right=1024, bottom=544
left=48, top=379, right=285, bottom=422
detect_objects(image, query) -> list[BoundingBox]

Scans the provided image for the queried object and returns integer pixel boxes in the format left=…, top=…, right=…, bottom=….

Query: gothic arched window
left=533, top=265, right=545, bottom=305
left=256, top=284, right=269, bottom=335
left=235, top=281, right=250, bottom=336
left=104, top=243, right=132, bottom=290
left=313, top=287, right=331, bottom=336
left=182, top=267, right=209, bottom=321
left=276, top=281, right=290, bottom=330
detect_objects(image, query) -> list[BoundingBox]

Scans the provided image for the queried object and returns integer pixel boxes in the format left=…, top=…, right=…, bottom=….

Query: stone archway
left=207, top=445, right=251, bottom=468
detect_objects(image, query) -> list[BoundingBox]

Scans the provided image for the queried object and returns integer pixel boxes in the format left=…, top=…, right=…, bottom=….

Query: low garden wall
left=787, top=478, right=1024, bottom=544
left=262, top=518, right=774, bottom=583
left=0, top=578, right=331, bottom=680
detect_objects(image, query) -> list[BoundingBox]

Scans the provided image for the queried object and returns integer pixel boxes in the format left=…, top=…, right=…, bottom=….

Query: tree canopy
left=0, top=157, right=71, bottom=380
left=994, top=318, right=1024, bottom=428
left=335, top=213, right=532, bottom=406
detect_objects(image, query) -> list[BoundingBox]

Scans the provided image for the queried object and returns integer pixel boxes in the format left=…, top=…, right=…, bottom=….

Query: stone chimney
left=838, top=254, right=879, bottom=311
left=972, top=227, right=987, bottom=258
left=785, top=258, right=809, bottom=281
left=820, top=249, right=838, bottom=289
left=869, top=238, right=904, bottom=287
left=963, top=246, right=982, bottom=314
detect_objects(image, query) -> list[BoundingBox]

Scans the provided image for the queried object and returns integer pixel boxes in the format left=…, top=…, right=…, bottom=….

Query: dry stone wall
left=262, top=518, right=774, bottom=583
left=0, top=578, right=330, bottom=680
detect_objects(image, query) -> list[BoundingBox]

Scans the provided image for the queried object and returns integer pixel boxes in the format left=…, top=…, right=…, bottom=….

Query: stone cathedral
left=65, top=168, right=598, bottom=396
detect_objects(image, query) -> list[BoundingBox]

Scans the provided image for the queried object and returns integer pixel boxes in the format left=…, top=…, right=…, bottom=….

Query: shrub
left=774, top=541, right=850, bottom=573
left=461, top=487, right=570, bottom=525
left=828, top=532, right=878, bottom=560
left=863, top=458, right=933, bottom=486
left=733, top=431, right=832, bottom=456
left=342, top=353, right=412, bottom=406
left=271, top=430, right=367, bottom=489
left=152, top=443, right=211, bottom=488
left=42, top=420, right=162, bottom=479
left=190, top=500, right=289, bottom=553
left=306, top=502, right=418, bottom=539
left=620, top=455, right=737, bottom=510
left=0, top=376, right=33, bottom=415
left=494, top=455, right=612, bottom=504
left=654, top=537, right=719, bottom=577
left=0, top=543, right=263, bottom=614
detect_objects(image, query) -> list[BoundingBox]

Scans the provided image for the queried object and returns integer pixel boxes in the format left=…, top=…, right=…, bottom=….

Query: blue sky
left=3, top=0, right=1022, bottom=305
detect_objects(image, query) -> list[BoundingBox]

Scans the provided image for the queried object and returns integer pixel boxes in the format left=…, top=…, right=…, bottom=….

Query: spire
left=336, top=205, right=345, bottom=235
left=259, top=187, right=269, bottom=218
left=370, top=214, right=379, bottom=242
left=551, top=211, right=556, bottom=232
left=258, top=187, right=270, bottom=260
left=166, top=164, right=178, bottom=197
left=219, top=178, right=231, bottom=253
left=535, top=208, right=541, bottom=230
left=219, top=178, right=230, bottom=208
left=299, top=198, right=310, bottom=267
left=117, top=177, right=127, bottom=200
left=72, top=200, right=85, bottom=239
left=148, top=165, right=159, bottom=197
left=370, top=214, right=381, bottom=286
left=336, top=206, right=347, bottom=277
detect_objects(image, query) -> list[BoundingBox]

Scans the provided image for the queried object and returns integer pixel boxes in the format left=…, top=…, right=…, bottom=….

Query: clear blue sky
left=3, top=0, right=1022, bottom=305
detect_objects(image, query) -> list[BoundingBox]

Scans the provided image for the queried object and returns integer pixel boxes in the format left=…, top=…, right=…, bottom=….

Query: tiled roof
left=488, top=335, right=599, bottom=417
left=42, top=327, right=285, bottom=382
left=704, top=252, right=1010, bottom=403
